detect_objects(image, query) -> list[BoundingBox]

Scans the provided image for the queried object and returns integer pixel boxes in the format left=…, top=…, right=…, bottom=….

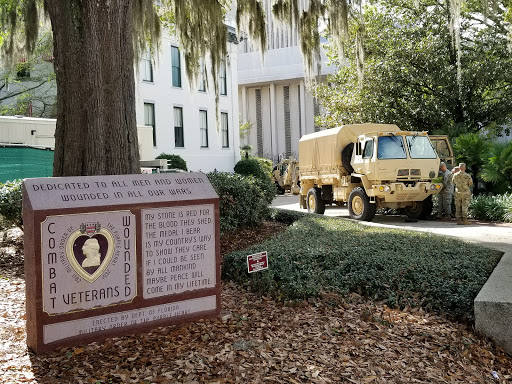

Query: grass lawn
left=223, top=215, right=503, bottom=323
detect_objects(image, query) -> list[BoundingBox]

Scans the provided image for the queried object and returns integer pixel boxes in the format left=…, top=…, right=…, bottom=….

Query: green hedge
left=222, top=215, right=502, bottom=322
left=207, top=172, right=275, bottom=232
left=234, top=158, right=269, bottom=181
left=156, top=153, right=188, bottom=171
left=0, top=179, right=23, bottom=229
left=469, top=193, right=512, bottom=222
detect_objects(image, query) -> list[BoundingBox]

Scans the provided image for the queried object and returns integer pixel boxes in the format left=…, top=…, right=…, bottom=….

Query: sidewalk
left=272, top=194, right=512, bottom=355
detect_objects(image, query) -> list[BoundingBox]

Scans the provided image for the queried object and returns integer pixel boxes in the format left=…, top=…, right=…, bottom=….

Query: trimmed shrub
left=234, top=158, right=268, bottom=181
left=156, top=153, right=187, bottom=171
left=469, top=193, right=512, bottom=222
left=254, top=157, right=273, bottom=179
left=207, top=172, right=275, bottom=232
left=268, top=208, right=307, bottom=225
left=0, top=180, right=23, bottom=229
left=222, top=215, right=502, bottom=322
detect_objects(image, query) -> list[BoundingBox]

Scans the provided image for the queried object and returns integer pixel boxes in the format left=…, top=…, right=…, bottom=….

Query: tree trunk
left=45, top=0, right=140, bottom=176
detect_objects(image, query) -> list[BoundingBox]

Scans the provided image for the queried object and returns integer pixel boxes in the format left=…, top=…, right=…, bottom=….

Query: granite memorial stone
left=23, top=173, right=220, bottom=354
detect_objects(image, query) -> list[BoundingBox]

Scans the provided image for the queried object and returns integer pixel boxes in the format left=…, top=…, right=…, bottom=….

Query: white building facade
left=0, top=29, right=240, bottom=173
left=238, top=0, right=336, bottom=163
left=136, top=28, right=240, bottom=172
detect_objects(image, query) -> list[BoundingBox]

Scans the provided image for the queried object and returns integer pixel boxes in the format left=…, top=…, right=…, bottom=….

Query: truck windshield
left=406, top=136, right=437, bottom=159
left=377, top=136, right=407, bottom=159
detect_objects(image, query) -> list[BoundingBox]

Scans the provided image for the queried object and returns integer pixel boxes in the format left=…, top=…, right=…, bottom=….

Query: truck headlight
left=430, top=184, right=436, bottom=190
left=384, top=186, right=391, bottom=192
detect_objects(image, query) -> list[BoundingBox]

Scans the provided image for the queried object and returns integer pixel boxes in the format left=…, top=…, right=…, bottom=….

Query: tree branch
left=0, top=80, right=49, bottom=103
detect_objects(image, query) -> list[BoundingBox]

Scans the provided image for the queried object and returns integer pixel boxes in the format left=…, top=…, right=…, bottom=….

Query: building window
left=221, top=112, right=229, bottom=148
left=174, top=106, right=184, bottom=147
left=144, top=103, right=156, bottom=146
left=199, top=110, right=208, bottom=148
left=142, top=48, right=153, bottom=82
left=171, top=46, right=181, bottom=88
left=220, top=61, right=227, bottom=95
left=198, top=59, right=206, bottom=92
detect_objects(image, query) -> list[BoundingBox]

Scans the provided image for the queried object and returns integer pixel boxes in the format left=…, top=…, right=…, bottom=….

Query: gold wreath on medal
left=65, top=222, right=114, bottom=283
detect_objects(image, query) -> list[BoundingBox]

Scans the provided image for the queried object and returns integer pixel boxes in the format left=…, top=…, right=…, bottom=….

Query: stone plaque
left=41, top=211, right=136, bottom=315
left=142, top=205, right=216, bottom=299
left=23, top=172, right=220, bottom=354
left=43, top=295, right=216, bottom=344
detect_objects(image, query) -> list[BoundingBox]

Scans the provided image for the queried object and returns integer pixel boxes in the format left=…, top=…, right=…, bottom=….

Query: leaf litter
left=0, top=224, right=510, bottom=383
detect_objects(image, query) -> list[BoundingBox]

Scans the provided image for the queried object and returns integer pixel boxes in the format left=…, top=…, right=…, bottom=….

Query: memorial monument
left=23, top=173, right=220, bottom=354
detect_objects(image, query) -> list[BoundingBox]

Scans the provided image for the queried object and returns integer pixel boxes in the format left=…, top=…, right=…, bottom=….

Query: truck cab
left=429, top=135, right=455, bottom=169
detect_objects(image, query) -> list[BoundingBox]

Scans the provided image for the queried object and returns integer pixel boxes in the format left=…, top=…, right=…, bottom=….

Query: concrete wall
left=136, top=31, right=240, bottom=172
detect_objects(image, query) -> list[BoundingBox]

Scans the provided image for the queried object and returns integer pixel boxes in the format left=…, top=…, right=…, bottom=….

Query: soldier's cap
left=459, top=163, right=466, bottom=168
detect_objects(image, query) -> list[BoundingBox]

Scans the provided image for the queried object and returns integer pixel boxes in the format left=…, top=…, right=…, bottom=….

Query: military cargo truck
left=298, top=124, right=442, bottom=221
left=272, top=158, right=300, bottom=195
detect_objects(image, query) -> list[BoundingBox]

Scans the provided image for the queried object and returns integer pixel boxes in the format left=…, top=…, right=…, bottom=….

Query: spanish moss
left=237, top=0, right=267, bottom=56
left=133, top=0, right=161, bottom=65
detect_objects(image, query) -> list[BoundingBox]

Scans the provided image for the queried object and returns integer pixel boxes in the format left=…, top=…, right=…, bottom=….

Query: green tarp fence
left=0, top=146, right=54, bottom=183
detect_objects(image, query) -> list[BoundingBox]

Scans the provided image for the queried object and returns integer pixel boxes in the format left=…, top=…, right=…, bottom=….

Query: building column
left=269, top=82, right=278, bottom=162
left=299, top=80, right=307, bottom=136
left=240, top=86, right=248, bottom=145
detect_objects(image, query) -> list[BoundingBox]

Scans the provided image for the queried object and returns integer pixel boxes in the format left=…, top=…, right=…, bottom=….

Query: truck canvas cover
left=299, top=124, right=400, bottom=171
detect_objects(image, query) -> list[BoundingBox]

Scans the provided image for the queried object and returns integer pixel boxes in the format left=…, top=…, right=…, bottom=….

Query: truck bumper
left=371, top=182, right=442, bottom=202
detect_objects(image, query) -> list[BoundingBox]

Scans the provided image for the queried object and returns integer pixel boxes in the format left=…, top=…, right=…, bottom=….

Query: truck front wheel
left=348, top=188, right=376, bottom=221
left=307, top=188, right=325, bottom=214
left=404, top=195, right=433, bottom=219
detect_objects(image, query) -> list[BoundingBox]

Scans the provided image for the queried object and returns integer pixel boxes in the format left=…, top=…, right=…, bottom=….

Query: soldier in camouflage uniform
left=452, top=163, right=473, bottom=225
left=436, top=162, right=453, bottom=219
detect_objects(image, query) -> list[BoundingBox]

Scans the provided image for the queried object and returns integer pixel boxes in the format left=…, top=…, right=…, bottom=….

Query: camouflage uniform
left=452, top=167, right=473, bottom=223
left=437, top=168, right=453, bottom=217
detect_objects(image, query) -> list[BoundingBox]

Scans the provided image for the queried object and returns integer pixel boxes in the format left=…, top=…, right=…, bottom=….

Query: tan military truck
left=298, top=123, right=443, bottom=221
left=272, top=158, right=300, bottom=195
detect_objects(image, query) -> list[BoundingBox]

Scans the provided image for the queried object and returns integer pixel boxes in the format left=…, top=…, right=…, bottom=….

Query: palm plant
left=480, top=141, right=512, bottom=194
left=453, top=133, right=491, bottom=195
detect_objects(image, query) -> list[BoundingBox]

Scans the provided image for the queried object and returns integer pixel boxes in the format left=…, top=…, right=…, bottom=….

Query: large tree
left=6, top=0, right=504, bottom=175
left=315, top=0, right=512, bottom=137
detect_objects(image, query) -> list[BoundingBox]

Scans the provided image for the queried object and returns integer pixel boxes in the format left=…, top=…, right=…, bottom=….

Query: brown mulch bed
left=1, top=225, right=511, bottom=383
left=220, top=221, right=288, bottom=257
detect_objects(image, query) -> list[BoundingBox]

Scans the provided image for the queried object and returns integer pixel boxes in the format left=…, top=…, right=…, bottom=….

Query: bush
left=268, top=208, right=307, bottom=225
left=0, top=180, right=23, bottom=230
left=469, top=193, right=512, bottom=222
left=222, top=215, right=502, bottom=322
left=156, top=153, right=187, bottom=171
left=254, top=157, right=273, bottom=179
left=234, top=158, right=269, bottom=181
left=207, top=172, right=275, bottom=232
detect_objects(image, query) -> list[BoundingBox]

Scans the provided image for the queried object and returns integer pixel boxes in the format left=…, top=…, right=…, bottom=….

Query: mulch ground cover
left=0, top=224, right=511, bottom=383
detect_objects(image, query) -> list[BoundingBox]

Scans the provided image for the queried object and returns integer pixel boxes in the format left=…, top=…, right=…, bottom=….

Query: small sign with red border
left=247, top=251, right=268, bottom=273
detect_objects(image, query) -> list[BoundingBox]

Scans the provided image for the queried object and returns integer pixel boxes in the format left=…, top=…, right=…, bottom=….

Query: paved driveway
left=272, top=194, right=512, bottom=253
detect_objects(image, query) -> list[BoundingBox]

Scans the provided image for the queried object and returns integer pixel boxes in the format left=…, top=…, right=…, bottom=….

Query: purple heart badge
left=66, top=223, right=114, bottom=283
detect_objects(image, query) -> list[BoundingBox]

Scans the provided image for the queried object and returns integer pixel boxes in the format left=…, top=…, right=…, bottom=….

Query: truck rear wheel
left=307, top=188, right=325, bottom=214
left=276, top=182, right=285, bottom=195
left=348, top=187, right=376, bottom=221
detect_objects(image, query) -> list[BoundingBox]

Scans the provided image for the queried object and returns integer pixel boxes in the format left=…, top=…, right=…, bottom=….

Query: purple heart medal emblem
left=66, top=222, right=114, bottom=283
